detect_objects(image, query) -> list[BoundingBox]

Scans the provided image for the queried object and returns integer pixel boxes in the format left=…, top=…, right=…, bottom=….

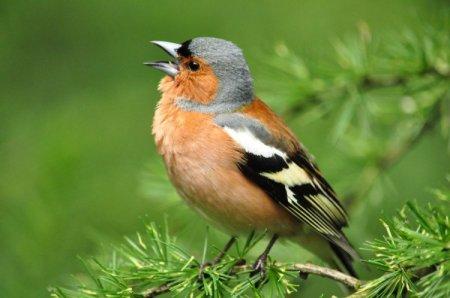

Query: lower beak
left=145, top=40, right=181, bottom=78
left=144, top=60, right=179, bottom=77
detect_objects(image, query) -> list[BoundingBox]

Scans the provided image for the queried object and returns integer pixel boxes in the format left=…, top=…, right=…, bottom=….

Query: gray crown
left=177, top=37, right=254, bottom=114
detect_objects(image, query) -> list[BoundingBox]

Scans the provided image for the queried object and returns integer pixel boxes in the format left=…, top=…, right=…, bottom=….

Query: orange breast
left=152, top=95, right=299, bottom=235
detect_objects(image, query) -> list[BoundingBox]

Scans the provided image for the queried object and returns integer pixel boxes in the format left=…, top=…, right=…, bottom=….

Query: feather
left=215, top=111, right=357, bottom=258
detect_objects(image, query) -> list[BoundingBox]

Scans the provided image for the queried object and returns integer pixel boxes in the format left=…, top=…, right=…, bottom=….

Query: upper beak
left=144, top=41, right=181, bottom=77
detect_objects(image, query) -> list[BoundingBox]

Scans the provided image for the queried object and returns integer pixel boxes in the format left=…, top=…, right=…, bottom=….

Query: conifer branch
left=142, top=262, right=362, bottom=297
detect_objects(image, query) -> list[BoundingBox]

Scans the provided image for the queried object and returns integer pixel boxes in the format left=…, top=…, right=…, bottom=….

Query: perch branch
left=143, top=261, right=363, bottom=297
left=289, top=263, right=361, bottom=288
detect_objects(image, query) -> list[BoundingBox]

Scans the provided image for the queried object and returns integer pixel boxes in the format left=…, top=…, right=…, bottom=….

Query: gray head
left=146, top=37, right=254, bottom=113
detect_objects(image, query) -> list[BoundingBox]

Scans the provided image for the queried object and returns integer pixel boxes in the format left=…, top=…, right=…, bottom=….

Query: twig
left=283, top=74, right=410, bottom=120
left=283, top=69, right=448, bottom=121
left=143, top=261, right=363, bottom=297
left=289, top=263, right=361, bottom=289
left=142, top=283, right=171, bottom=298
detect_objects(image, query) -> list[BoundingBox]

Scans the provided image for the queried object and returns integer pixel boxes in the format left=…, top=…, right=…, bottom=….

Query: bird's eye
left=187, top=61, right=200, bottom=71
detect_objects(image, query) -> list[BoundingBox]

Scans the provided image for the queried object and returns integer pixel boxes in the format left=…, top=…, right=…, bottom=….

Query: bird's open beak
left=144, top=41, right=181, bottom=78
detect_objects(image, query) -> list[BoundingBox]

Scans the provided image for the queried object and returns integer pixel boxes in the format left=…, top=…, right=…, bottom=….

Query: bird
left=146, top=37, right=359, bottom=278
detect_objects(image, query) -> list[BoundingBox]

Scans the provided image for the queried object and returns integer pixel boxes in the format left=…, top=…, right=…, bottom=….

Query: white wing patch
left=224, top=126, right=313, bottom=186
left=223, top=127, right=287, bottom=158
left=262, top=162, right=311, bottom=186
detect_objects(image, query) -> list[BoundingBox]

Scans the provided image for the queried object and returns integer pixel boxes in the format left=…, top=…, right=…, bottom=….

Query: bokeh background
left=1, top=1, right=449, bottom=297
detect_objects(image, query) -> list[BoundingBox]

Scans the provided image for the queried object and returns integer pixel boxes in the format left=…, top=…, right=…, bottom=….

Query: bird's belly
left=165, top=150, right=299, bottom=236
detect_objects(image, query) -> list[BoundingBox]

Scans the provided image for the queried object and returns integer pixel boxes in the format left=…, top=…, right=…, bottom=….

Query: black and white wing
left=215, top=113, right=357, bottom=258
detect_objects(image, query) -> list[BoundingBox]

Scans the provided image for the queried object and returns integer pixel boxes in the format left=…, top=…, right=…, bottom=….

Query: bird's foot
left=197, top=261, right=212, bottom=280
left=250, top=254, right=270, bottom=287
left=251, top=254, right=268, bottom=279
left=197, top=236, right=237, bottom=279
left=250, top=234, right=278, bottom=286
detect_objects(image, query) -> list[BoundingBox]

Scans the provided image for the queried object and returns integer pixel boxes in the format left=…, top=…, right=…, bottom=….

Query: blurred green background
left=0, top=1, right=449, bottom=297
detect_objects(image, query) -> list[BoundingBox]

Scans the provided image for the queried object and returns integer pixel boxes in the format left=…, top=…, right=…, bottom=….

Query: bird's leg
left=198, top=236, right=237, bottom=281
left=212, top=236, right=237, bottom=265
left=252, top=234, right=279, bottom=277
left=199, top=236, right=237, bottom=273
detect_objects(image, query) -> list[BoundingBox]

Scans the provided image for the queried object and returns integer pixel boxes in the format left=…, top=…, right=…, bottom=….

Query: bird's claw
left=251, top=254, right=267, bottom=279
left=197, top=261, right=212, bottom=280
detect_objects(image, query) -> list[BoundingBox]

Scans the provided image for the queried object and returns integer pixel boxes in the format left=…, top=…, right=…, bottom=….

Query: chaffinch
left=146, top=37, right=358, bottom=277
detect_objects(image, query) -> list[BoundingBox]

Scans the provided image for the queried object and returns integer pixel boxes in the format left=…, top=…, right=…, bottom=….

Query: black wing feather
left=238, top=151, right=357, bottom=259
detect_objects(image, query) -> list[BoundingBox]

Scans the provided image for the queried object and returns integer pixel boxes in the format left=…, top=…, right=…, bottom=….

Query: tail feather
left=291, top=232, right=360, bottom=278
left=329, top=241, right=358, bottom=278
